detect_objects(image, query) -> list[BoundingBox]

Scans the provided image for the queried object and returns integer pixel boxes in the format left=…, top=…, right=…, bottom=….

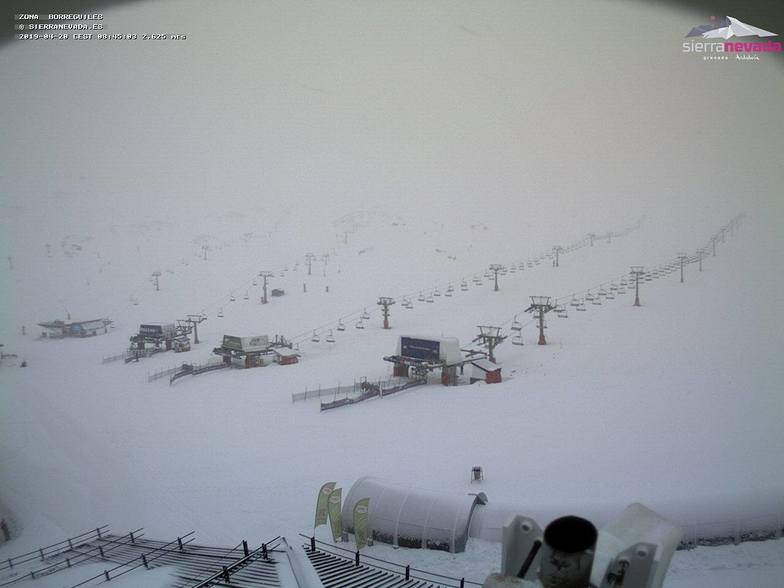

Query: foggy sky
left=1, top=0, right=783, bottom=252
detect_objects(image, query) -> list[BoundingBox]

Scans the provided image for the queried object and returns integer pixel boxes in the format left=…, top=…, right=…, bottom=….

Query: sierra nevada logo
left=682, top=16, right=781, bottom=61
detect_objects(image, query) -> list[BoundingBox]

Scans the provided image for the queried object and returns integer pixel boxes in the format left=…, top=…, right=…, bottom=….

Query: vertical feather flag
left=314, top=482, right=336, bottom=530
left=353, top=498, right=370, bottom=550
left=328, top=487, right=343, bottom=541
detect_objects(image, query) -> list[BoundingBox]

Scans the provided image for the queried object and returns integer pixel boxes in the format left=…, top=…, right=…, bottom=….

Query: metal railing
left=301, top=534, right=482, bottom=588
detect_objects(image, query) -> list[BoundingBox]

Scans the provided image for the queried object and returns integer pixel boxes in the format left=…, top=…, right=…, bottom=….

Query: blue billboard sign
left=400, top=337, right=440, bottom=362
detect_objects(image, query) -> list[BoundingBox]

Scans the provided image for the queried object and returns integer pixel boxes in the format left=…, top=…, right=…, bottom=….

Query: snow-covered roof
left=471, top=359, right=500, bottom=372
left=274, top=348, right=300, bottom=357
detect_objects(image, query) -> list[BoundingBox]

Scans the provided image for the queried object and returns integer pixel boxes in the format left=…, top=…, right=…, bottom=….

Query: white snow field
left=1, top=0, right=784, bottom=586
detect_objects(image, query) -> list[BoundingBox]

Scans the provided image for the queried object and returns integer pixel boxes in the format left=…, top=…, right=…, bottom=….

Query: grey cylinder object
left=539, top=516, right=597, bottom=588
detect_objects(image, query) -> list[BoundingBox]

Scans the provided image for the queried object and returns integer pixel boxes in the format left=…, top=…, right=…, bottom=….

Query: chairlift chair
left=337, top=320, right=346, bottom=331
left=326, top=330, right=335, bottom=344
left=230, top=295, right=236, bottom=302
left=511, top=316, right=522, bottom=331
left=591, top=297, right=602, bottom=305
left=361, top=308, right=370, bottom=320
left=217, top=307, right=224, bottom=318
left=252, top=279, right=258, bottom=286
left=426, top=294, right=434, bottom=303
left=512, top=334, right=524, bottom=346
left=570, top=297, right=580, bottom=307
left=461, top=281, right=469, bottom=291
left=433, top=288, right=441, bottom=297
left=585, top=291, right=595, bottom=301
left=243, top=291, right=249, bottom=300
left=355, top=320, right=364, bottom=329
left=576, top=300, right=587, bottom=311
left=311, top=331, right=320, bottom=343
left=418, top=292, right=426, bottom=302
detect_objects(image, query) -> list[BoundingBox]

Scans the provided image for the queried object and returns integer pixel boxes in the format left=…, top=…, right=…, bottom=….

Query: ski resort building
left=470, top=359, right=502, bottom=384
left=212, top=334, right=298, bottom=368
left=131, top=323, right=177, bottom=350
left=37, top=319, right=112, bottom=338
left=383, top=336, right=465, bottom=385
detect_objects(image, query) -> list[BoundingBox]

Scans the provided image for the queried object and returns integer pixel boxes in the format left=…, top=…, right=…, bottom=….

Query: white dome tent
left=340, top=476, right=487, bottom=553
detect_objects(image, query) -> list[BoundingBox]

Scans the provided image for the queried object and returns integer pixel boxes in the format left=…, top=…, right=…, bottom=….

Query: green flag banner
left=353, top=498, right=370, bottom=550
left=314, top=482, right=336, bottom=529
left=328, top=487, right=343, bottom=541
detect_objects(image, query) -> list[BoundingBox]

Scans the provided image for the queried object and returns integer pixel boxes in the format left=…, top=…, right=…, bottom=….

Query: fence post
left=405, top=565, right=410, bottom=580
left=96, top=527, right=102, bottom=539
left=262, top=543, right=268, bottom=559
left=460, top=578, right=465, bottom=588
left=310, top=537, right=316, bottom=552
left=178, top=536, right=183, bottom=551
left=8, top=559, right=12, bottom=569
left=68, top=538, right=73, bottom=550
left=66, top=558, right=71, bottom=568
left=222, top=565, right=230, bottom=582
left=355, top=551, right=360, bottom=568
left=142, top=554, right=148, bottom=569
left=129, top=531, right=135, bottom=543
left=104, top=570, right=110, bottom=581
left=39, top=548, right=44, bottom=561
left=99, top=546, right=105, bottom=558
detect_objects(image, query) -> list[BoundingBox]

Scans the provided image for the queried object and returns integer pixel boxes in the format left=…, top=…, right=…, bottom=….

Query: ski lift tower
left=475, top=325, right=505, bottom=363
left=697, top=248, right=706, bottom=272
left=489, top=264, right=504, bottom=292
left=678, top=252, right=688, bottom=283
left=186, top=314, right=207, bottom=344
left=525, top=296, right=555, bottom=345
left=630, top=266, right=645, bottom=307
left=258, top=271, right=273, bottom=304
left=151, top=271, right=161, bottom=291
left=552, top=246, right=563, bottom=268
left=377, top=297, right=396, bottom=329
left=305, top=253, right=316, bottom=276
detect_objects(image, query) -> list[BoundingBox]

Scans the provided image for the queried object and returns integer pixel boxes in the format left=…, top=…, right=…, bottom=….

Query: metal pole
left=538, top=309, right=546, bottom=345
left=634, top=273, right=640, bottom=307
